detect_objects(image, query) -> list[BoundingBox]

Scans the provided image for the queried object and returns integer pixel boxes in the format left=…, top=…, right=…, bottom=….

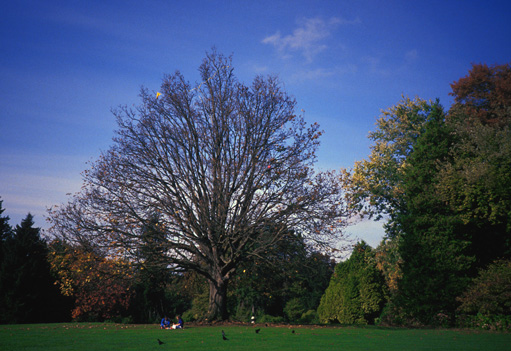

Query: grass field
left=1, top=323, right=510, bottom=351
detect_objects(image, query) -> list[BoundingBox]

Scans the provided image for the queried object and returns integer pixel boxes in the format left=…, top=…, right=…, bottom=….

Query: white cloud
left=262, top=17, right=358, bottom=63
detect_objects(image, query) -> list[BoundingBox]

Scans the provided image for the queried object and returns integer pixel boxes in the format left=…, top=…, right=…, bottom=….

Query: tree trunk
left=207, top=278, right=228, bottom=321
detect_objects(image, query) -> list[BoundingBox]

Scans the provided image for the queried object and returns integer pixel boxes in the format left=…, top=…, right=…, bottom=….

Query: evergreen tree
left=0, top=199, right=11, bottom=239
left=395, top=103, right=473, bottom=325
left=0, top=214, right=67, bottom=323
left=318, top=241, right=387, bottom=324
left=0, top=199, right=13, bottom=321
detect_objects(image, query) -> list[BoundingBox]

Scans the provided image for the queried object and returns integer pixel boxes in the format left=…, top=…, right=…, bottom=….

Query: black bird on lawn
left=157, top=339, right=164, bottom=345
left=292, top=330, right=295, bottom=334
left=222, top=330, right=228, bottom=340
left=255, top=328, right=260, bottom=334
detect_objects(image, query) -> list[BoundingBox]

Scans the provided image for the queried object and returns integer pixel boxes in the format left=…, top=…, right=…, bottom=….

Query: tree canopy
left=344, top=63, right=511, bottom=326
left=449, top=63, right=511, bottom=126
left=48, top=51, right=349, bottom=320
left=344, top=96, right=438, bottom=237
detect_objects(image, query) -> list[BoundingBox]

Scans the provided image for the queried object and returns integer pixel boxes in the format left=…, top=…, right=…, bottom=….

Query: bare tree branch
left=48, top=50, right=350, bottom=320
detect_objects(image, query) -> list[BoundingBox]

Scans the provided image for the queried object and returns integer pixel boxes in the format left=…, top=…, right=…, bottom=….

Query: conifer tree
left=0, top=214, right=66, bottom=323
left=318, top=241, right=386, bottom=324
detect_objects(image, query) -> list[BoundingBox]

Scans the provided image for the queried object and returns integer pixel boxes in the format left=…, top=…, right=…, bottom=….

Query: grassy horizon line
left=1, top=322, right=510, bottom=351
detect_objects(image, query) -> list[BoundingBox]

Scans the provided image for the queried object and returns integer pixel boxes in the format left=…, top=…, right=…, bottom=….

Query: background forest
left=0, top=63, right=510, bottom=331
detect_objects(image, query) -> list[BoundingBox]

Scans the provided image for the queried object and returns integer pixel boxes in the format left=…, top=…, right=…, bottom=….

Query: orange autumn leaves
left=48, top=241, right=133, bottom=320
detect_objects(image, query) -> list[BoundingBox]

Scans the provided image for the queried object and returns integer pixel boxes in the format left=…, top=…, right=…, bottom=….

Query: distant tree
left=318, top=241, right=387, bottom=324
left=48, top=50, right=349, bottom=320
left=129, top=215, right=189, bottom=323
left=0, top=214, right=66, bottom=323
left=0, top=199, right=12, bottom=322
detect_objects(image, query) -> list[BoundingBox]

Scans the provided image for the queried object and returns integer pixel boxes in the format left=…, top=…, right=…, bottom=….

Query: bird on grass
left=157, top=339, right=164, bottom=345
left=222, top=330, right=228, bottom=340
left=255, top=328, right=260, bottom=334
left=292, top=330, right=295, bottom=334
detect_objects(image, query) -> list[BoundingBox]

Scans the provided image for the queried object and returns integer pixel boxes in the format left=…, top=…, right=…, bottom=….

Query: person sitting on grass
left=160, top=316, right=171, bottom=329
left=171, top=315, right=184, bottom=329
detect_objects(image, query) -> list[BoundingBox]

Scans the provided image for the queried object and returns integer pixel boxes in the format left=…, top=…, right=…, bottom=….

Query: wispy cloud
left=262, top=17, right=360, bottom=63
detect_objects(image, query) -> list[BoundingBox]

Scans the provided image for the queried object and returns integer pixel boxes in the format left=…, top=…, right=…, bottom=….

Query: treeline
left=322, top=63, right=511, bottom=330
left=1, top=63, right=509, bottom=329
left=0, top=202, right=335, bottom=324
left=0, top=211, right=72, bottom=323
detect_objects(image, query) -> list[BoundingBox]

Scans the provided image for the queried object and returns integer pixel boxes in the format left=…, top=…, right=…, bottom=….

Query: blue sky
left=1, top=0, right=510, bottom=247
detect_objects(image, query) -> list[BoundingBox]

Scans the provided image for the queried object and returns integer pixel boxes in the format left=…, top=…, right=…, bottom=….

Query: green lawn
left=1, top=323, right=510, bottom=351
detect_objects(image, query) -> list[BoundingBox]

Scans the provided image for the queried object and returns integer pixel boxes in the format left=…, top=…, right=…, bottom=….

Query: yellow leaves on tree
left=48, top=240, right=133, bottom=320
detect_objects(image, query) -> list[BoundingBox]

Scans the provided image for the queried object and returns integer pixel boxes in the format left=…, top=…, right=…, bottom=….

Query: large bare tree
left=48, top=51, right=349, bottom=320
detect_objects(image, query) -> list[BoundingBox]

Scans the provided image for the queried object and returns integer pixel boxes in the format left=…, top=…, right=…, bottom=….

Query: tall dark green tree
left=395, top=102, right=473, bottom=325
left=0, top=199, right=12, bottom=260
left=0, top=199, right=13, bottom=319
left=0, top=214, right=68, bottom=323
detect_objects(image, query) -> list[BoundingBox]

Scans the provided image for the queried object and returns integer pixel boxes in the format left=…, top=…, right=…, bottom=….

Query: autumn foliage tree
left=449, top=63, right=511, bottom=126
left=48, top=240, right=133, bottom=321
left=48, top=51, right=349, bottom=320
left=343, top=96, right=437, bottom=237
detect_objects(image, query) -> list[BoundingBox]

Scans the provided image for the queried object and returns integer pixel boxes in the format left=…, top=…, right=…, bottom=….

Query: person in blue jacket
left=160, top=316, right=171, bottom=329
left=172, top=315, right=184, bottom=329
